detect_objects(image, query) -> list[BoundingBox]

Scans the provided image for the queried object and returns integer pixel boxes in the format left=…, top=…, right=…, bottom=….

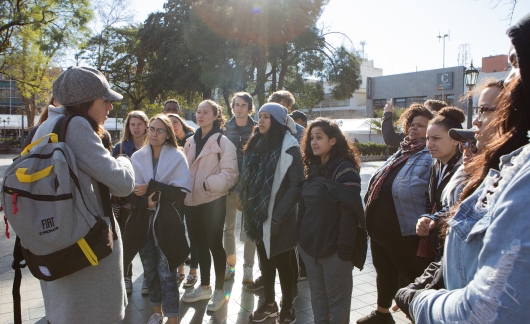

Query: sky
left=129, top=0, right=530, bottom=76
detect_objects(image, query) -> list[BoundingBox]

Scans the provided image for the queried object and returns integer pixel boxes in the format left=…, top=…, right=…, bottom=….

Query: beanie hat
left=52, top=66, right=123, bottom=106
left=259, top=103, right=288, bottom=126
left=507, top=13, right=530, bottom=106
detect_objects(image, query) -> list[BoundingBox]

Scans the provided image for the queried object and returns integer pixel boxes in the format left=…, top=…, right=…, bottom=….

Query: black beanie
left=507, top=13, right=530, bottom=106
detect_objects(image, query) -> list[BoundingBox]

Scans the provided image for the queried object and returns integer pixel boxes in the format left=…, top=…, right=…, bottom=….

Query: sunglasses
left=473, top=106, right=496, bottom=122
left=459, top=140, right=478, bottom=154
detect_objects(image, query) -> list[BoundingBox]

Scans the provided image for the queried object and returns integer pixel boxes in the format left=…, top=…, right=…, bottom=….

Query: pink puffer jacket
left=184, top=133, right=239, bottom=206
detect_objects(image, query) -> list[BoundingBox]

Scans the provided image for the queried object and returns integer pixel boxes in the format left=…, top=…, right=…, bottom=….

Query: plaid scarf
left=365, top=137, right=427, bottom=210
left=240, top=139, right=282, bottom=243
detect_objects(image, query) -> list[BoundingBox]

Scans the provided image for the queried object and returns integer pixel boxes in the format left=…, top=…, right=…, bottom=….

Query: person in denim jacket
left=358, top=104, right=434, bottom=324
left=409, top=14, right=530, bottom=323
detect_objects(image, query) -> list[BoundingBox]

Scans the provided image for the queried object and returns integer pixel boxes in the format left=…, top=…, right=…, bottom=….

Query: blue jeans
left=139, top=232, right=180, bottom=317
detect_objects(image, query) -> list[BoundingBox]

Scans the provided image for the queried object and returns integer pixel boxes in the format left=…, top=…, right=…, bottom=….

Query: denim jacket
left=410, top=144, right=530, bottom=323
left=369, top=146, right=432, bottom=236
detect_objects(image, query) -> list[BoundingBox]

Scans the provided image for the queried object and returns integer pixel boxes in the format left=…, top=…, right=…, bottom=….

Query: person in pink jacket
left=181, top=99, right=239, bottom=312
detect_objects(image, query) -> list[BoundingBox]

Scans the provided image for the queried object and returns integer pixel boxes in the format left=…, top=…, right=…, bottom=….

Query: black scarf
left=194, top=123, right=221, bottom=158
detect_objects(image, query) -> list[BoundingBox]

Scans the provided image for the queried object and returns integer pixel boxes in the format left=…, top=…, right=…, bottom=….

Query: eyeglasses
left=459, top=140, right=478, bottom=154
left=148, top=127, right=167, bottom=135
left=473, top=106, right=496, bottom=122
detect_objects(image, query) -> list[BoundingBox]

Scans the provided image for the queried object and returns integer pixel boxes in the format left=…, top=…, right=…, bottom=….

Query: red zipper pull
left=12, top=193, right=18, bottom=214
left=4, top=216, right=9, bottom=239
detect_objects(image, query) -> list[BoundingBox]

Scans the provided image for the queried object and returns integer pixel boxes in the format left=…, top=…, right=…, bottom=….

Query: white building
left=306, top=59, right=383, bottom=119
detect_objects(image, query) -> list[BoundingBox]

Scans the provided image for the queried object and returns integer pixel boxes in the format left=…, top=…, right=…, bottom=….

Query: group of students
left=25, top=12, right=530, bottom=324
left=357, top=13, right=530, bottom=324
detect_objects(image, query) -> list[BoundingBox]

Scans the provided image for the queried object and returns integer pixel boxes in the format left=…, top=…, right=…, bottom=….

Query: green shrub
left=354, top=142, right=398, bottom=156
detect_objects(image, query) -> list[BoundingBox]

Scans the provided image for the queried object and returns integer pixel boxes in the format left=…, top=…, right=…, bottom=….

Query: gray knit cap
left=52, top=66, right=123, bottom=106
left=259, top=103, right=288, bottom=126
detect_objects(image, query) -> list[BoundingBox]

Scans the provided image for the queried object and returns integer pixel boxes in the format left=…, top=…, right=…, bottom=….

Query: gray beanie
left=259, top=103, right=288, bottom=126
left=52, top=66, right=123, bottom=106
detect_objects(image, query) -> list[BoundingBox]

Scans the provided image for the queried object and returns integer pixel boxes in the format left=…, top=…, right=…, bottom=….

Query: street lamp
left=121, top=102, right=127, bottom=140
left=20, top=103, right=26, bottom=147
left=1, top=117, right=10, bottom=138
left=464, top=61, right=479, bottom=129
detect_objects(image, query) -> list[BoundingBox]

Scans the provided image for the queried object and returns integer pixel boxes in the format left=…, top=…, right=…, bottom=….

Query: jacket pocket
left=466, top=214, right=491, bottom=242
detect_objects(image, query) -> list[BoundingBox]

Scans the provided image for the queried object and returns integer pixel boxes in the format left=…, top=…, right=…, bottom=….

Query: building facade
left=0, top=74, right=23, bottom=114
left=366, top=66, right=466, bottom=117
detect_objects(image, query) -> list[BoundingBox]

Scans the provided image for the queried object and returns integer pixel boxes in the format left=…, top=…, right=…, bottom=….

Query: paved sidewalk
left=0, top=157, right=411, bottom=324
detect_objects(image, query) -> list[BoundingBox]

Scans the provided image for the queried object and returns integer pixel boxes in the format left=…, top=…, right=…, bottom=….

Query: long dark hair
left=243, top=116, right=288, bottom=154
left=301, top=117, right=361, bottom=176
left=64, top=100, right=103, bottom=137
left=396, top=104, right=434, bottom=134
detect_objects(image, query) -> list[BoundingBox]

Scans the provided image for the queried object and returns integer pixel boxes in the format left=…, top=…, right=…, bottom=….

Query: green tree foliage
left=2, top=0, right=92, bottom=127
left=78, top=24, right=148, bottom=110
left=369, top=107, right=406, bottom=135
left=139, top=0, right=361, bottom=109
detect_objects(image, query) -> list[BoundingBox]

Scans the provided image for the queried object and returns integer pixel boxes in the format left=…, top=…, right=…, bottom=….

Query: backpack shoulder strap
left=52, top=115, right=118, bottom=240
left=12, top=236, right=26, bottom=324
left=217, top=134, right=222, bottom=162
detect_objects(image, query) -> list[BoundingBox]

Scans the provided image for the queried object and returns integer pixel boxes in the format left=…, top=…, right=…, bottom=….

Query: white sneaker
left=146, top=312, right=164, bottom=324
left=224, top=263, right=234, bottom=281
left=183, top=274, right=198, bottom=288
left=124, top=276, right=133, bottom=294
left=142, top=277, right=149, bottom=295
left=242, top=266, right=253, bottom=283
left=207, top=289, right=226, bottom=312
left=182, top=285, right=212, bottom=303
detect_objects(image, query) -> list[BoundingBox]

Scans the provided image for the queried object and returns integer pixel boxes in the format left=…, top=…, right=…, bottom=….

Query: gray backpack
left=1, top=115, right=116, bottom=281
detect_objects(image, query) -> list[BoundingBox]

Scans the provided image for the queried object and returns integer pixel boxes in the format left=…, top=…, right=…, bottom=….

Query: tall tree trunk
left=222, top=86, right=232, bottom=118
left=25, top=95, right=36, bottom=128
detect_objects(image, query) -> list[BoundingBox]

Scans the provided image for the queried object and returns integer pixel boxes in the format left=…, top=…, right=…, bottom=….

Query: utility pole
left=438, top=31, right=450, bottom=100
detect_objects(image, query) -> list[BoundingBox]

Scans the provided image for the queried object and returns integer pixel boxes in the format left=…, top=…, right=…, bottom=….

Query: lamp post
left=464, top=61, right=479, bottom=129
left=20, top=103, right=25, bottom=147
left=121, top=102, right=127, bottom=140
left=1, top=117, right=10, bottom=138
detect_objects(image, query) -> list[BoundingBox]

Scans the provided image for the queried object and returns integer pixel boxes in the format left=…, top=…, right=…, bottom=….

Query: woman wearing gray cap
left=33, top=67, right=134, bottom=324
left=400, top=13, right=530, bottom=323
left=235, top=103, right=304, bottom=324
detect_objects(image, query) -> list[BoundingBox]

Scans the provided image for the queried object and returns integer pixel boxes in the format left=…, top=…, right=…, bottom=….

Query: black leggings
left=256, top=242, right=295, bottom=310
left=188, top=196, right=227, bottom=290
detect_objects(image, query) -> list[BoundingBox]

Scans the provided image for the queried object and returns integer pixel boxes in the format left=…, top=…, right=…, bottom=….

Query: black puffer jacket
left=297, top=158, right=367, bottom=270
left=123, top=179, right=190, bottom=271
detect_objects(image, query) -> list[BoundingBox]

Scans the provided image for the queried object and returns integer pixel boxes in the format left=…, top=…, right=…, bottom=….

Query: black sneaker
left=276, top=308, right=296, bottom=324
left=249, top=302, right=278, bottom=322
left=245, top=276, right=264, bottom=291
left=356, top=310, right=395, bottom=324
left=298, top=267, right=307, bottom=281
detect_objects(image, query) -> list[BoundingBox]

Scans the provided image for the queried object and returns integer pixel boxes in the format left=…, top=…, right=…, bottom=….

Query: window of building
left=434, top=94, right=455, bottom=106
left=373, top=99, right=386, bottom=110
left=405, top=97, right=427, bottom=107
left=394, top=98, right=406, bottom=108
left=313, top=94, right=350, bottom=108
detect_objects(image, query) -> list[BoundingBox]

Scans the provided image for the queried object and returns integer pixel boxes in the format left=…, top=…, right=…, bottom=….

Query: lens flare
left=252, top=4, right=261, bottom=14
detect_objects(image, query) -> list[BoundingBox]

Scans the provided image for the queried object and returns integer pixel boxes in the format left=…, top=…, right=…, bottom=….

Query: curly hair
left=301, top=117, right=361, bottom=176
left=268, top=90, right=295, bottom=108
left=429, top=106, right=465, bottom=131
left=396, top=104, right=434, bottom=134
left=423, top=99, right=447, bottom=112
